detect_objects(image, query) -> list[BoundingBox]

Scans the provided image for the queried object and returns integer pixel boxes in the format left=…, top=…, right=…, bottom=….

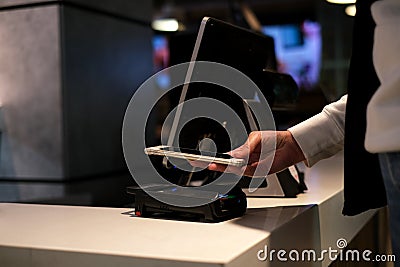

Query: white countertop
left=0, top=152, right=379, bottom=267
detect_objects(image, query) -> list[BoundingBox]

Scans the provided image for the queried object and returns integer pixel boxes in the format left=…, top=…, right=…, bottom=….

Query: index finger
left=208, top=162, right=244, bottom=176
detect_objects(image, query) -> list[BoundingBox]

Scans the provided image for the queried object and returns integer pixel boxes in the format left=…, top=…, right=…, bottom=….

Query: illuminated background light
left=345, top=5, right=356, bottom=16
left=152, top=18, right=180, bottom=32
left=326, top=0, right=356, bottom=4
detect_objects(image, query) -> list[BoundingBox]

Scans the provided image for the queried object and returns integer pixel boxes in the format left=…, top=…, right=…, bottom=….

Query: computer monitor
left=146, top=16, right=304, bottom=197
left=167, top=17, right=277, bottom=151
left=158, top=17, right=278, bottom=187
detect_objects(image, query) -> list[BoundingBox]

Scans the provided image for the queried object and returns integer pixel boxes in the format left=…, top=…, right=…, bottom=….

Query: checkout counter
left=0, top=151, right=382, bottom=267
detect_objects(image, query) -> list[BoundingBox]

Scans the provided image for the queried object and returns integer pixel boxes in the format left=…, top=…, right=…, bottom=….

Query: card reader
left=127, top=185, right=247, bottom=223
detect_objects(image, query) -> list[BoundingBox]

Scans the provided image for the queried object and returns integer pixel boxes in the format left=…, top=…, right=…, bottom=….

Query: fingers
left=208, top=162, right=262, bottom=178
left=189, top=160, right=211, bottom=169
left=208, top=162, right=260, bottom=177
left=207, top=163, right=225, bottom=172
left=208, top=162, right=243, bottom=174
left=209, top=152, right=274, bottom=178
left=200, top=131, right=279, bottom=177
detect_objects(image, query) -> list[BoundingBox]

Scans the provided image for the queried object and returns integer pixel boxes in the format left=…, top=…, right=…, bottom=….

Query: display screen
left=159, top=146, right=233, bottom=159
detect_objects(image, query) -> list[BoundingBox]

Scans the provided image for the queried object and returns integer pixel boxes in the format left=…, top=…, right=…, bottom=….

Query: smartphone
left=144, top=145, right=246, bottom=167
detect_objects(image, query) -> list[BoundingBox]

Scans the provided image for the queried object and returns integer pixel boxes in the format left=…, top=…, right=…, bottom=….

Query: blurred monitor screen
left=263, top=20, right=322, bottom=90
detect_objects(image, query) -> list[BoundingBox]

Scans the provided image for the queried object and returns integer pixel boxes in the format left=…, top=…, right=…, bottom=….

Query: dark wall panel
left=61, top=5, right=153, bottom=178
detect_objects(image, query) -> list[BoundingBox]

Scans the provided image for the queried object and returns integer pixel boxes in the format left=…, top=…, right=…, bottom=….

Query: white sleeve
left=288, top=94, right=347, bottom=167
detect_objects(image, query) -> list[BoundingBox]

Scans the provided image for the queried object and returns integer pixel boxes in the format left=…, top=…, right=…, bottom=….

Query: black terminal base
left=127, top=185, right=247, bottom=223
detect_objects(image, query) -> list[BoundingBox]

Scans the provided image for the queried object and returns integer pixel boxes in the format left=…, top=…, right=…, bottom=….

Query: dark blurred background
left=0, top=0, right=355, bottom=207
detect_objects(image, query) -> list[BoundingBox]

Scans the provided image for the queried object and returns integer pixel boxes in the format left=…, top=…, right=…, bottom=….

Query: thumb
left=231, top=131, right=261, bottom=159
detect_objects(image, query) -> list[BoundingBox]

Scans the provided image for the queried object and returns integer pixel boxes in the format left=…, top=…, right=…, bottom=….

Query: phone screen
left=159, top=146, right=232, bottom=159
left=144, top=145, right=246, bottom=167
